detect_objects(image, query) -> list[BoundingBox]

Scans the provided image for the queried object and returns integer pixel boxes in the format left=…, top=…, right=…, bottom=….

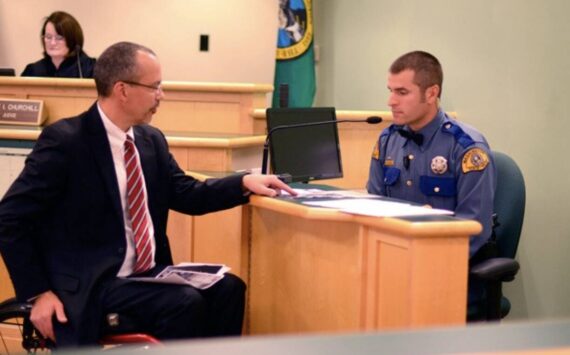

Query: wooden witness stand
left=246, top=195, right=480, bottom=333
left=0, top=77, right=473, bottom=338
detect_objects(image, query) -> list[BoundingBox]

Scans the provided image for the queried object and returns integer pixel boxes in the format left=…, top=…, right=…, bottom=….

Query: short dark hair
left=41, top=11, right=84, bottom=58
left=94, top=42, right=156, bottom=97
left=390, top=51, right=443, bottom=98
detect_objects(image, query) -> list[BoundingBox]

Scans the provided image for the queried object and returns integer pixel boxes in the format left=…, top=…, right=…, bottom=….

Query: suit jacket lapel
left=84, top=104, right=123, bottom=221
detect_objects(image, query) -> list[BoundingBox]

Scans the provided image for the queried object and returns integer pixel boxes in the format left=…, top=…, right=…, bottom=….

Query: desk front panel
left=364, top=229, right=468, bottom=329
left=246, top=197, right=474, bottom=334
left=249, top=207, right=365, bottom=334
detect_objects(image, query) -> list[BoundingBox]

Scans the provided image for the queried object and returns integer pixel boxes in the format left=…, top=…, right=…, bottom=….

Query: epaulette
left=376, top=124, right=401, bottom=162
left=381, top=124, right=401, bottom=139
left=441, top=121, right=475, bottom=148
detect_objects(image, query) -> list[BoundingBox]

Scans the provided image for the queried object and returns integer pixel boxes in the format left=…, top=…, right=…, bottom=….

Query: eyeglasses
left=122, top=80, right=163, bottom=93
left=42, top=34, right=65, bottom=42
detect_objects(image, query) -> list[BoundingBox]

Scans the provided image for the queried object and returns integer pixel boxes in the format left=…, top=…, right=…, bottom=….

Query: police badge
left=431, top=156, right=448, bottom=174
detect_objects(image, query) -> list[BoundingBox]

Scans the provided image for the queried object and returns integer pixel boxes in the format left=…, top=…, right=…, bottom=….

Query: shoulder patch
left=462, top=148, right=489, bottom=173
left=371, top=142, right=380, bottom=160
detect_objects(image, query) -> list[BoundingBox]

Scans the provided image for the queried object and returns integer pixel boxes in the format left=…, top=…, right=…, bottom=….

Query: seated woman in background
left=21, top=11, right=96, bottom=78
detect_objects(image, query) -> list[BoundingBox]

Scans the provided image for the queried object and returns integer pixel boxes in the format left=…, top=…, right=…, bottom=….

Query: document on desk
left=303, top=198, right=454, bottom=217
left=282, top=188, right=373, bottom=199
left=126, top=262, right=230, bottom=290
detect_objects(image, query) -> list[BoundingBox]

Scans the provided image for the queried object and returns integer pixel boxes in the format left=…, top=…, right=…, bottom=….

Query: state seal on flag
left=277, top=0, right=313, bottom=60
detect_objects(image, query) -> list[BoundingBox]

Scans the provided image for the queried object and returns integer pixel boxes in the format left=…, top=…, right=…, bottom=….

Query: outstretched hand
left=30, top=290, right=68, bottom=342
left=242, top=174, right=297, bottom=197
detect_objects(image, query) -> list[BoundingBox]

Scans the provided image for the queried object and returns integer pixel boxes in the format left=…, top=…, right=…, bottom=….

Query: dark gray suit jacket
left=0, top=103, right=248, bottom=345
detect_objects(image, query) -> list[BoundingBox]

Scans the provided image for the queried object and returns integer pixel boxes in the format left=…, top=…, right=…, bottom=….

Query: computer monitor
left=266, top=107, right=343, bottom=183
left=0, top=68, right=15, bottom=76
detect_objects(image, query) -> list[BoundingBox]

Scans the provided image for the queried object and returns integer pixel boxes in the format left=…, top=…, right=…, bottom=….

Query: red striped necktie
left=124, top=136, right=152, bottom=274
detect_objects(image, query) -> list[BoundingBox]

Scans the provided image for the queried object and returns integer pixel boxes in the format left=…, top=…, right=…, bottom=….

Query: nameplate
left=0, top=98, right=47, bottom=126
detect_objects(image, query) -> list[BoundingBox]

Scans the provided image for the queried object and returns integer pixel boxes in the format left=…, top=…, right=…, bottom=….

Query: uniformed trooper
left=367, top=51, right=497, bottom=259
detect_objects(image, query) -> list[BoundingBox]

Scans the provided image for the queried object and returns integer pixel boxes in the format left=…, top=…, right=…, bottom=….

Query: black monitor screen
left=266, top=107, right=343, bottom=183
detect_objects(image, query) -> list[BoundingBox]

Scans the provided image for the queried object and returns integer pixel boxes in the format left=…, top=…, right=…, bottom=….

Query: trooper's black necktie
left=397, top=129, right=424, bottom=146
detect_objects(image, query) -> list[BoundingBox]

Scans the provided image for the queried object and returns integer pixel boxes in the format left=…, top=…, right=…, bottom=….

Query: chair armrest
left=0, top=297, right=32, bottom=318
left=470, top=257, right=520, bottom=282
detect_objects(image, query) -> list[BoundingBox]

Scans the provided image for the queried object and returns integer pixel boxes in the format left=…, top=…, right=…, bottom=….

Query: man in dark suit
left=0, top=42, right=294, bottom=347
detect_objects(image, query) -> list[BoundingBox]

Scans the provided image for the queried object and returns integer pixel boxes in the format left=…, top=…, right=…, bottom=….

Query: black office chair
left=467, top=151, right=526, bottom=321
left=0, top=297, right=160, bottom=353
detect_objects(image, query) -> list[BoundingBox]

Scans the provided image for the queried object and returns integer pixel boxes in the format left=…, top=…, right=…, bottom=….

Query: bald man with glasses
left=0, top=41, right=294, bottom=348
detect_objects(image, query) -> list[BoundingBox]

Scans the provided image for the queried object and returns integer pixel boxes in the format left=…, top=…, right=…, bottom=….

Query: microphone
left=75, top=45, right=83, bottom=78
left=261, top=115, right=383, bottom=175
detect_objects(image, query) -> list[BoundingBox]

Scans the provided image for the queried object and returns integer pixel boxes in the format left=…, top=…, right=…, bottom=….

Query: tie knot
left=397, top=128, right=424, bottom=146
left=124, top=135, right=135, bottom=149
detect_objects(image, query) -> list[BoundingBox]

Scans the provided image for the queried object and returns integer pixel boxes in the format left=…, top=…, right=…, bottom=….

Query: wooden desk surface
left=250, top=194, right=481, bottom=237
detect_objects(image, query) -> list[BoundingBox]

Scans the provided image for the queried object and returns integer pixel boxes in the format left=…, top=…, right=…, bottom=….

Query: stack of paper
left=303, top=198, right=453, bottom=217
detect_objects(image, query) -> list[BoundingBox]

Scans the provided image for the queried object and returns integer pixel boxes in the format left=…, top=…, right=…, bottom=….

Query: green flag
left=272, top=0, right=316, bottom=108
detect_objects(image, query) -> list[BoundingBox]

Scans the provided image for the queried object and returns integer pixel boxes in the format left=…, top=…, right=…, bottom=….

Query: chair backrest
left=492, top=151, right=526, bottom=259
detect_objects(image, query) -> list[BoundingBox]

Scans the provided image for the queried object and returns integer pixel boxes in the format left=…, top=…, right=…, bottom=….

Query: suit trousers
left=98, top=270, right=246, bottom=340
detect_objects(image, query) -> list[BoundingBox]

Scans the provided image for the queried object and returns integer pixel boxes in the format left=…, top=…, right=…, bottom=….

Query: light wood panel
left=249, top=208, right=364, bottom=333
left=193, top=209, right=248, bottom=278
left=0, top=259, right=14, bottom=302
left=0, top=77, right=272, bottom=134
left=0, top=323, right=27, bottom=354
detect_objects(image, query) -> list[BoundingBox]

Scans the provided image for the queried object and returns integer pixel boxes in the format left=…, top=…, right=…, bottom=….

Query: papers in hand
left=303, top=198, right=454, bottom=217
left=127, top=262, right=230, bottom=290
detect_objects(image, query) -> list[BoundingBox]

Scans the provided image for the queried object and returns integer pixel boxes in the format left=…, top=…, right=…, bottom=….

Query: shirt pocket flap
left=383, top=167, right=400, bottom=186
left=419, top=176, right=456, bottom=197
